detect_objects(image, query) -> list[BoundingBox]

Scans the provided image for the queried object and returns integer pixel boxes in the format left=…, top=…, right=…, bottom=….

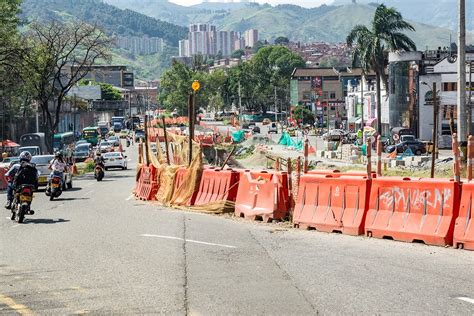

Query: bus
left=19, top=133, right=48, bottom=155
left=82, top=127, right=100, bottom=146
left=53, top=132, right=75, bottom=152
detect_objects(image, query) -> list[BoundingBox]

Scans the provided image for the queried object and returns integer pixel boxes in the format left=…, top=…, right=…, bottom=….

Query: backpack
left=14, top=162, right=38, bottom=187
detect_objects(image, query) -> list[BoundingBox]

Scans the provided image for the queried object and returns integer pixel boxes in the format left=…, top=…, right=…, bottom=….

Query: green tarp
left=278, top=132, right=303, bottom=151
left=232, top=130, right=245, bottom=143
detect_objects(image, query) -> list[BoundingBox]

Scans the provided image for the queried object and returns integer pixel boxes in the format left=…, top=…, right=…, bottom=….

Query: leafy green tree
left=231, top=49, right=245, bottom=59
left=0, top=0, right=21, bottom=68
left=25, top=20, right=113, bottom=151
left=274, top=36, right=290, bottom=45
left=293, top=106, right=314, bottom=125
left=347, top=4, right=416, bottom=134
left=159, top=61, right=193, bottom=115
left=100, top=83, right=122, bottom=100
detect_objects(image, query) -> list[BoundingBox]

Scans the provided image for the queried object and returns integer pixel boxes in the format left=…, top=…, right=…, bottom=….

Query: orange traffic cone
left=72, top=163, right=79, bottom=175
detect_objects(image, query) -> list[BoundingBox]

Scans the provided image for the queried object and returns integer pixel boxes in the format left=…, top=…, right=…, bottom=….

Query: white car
left=108, top=135, right=120, bottom=147
left=99, top=141, right=114, bottom=153
left=103, top=152, right=127, bottom=170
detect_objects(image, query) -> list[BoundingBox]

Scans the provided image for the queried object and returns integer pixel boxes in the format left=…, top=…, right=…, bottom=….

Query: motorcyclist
left=94, top=151, right=105, bottom=169
left=49, top=152, right=67, bottom=186
left=4, top=151, right=38, bottom=209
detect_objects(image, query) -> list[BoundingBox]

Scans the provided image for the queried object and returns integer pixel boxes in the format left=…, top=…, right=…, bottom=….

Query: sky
left=169, top=0, right=335, bottom=8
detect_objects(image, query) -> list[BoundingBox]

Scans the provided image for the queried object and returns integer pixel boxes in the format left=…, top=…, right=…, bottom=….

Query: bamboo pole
left=467, top=135, right=473, bottom=181
left=366, top=138, right=372, bottom=180
left=453, top=133, right=461, bottom=183
left=162, top=116, right=170, bottom=165
left=376, top=135, right=382, bottom=177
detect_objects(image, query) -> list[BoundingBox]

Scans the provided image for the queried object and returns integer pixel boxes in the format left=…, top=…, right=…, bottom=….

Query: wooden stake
left=162, top=116, right=170, bottom=165
left=366, top=138, right=372, bottom=180
left=376, top=135, right=382, bottom=177
left=453, top=133, right=461, bottom=183
left=468, top=135, right=473, bottom=181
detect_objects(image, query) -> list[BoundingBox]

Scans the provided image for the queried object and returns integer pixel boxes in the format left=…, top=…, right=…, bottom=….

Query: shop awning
left=348, top=117, right=360, bottom=124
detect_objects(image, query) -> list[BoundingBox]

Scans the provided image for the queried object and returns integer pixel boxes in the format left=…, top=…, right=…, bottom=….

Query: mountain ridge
left=102, top=0, right=471, bottom=48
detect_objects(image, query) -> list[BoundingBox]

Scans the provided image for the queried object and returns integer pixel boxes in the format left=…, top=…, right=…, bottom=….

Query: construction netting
left=137, top=127, right=236, bottom=214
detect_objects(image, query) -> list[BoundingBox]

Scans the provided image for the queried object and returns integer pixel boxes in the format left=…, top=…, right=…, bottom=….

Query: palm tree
left=347, top=4, right=417, bottom=135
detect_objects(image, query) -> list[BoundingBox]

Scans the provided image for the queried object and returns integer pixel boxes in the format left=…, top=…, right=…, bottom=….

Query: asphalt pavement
left=0, top=141, right=473, bottom=314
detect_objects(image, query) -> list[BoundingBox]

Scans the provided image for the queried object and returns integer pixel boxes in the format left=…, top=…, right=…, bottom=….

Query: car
left=0, top=156, right=19, bottom=169
left=268, top=123, right=278, bottom=134
left=386, top=140, right=427, bottom=155
left=18, top=146, right=42, bottom=156
left=135, top=130, right=145, bottom=142
left=99, top=141, right=114, bottom=153
left=322, top=129, right=346, bottom=141
left=108, top=135, right=120, bottom=147
left=400, top=134, right=416, bottom=142
left=119, top=129, right=130, bottom=139
left=73, top=144, right=91, bottom=162
left=76, top=139, right=90, bottom=146
left=103, top=152, right=127, bottom=170
left=31, top=155, right=73, bottom=190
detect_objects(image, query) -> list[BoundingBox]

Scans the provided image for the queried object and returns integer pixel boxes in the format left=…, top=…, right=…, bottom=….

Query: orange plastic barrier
left=293, top=174, right=371, bottom=235
left=0, top=168, right=8, bottom=190
left=454, top=182, right=474, bottom=250
left=365, top=177, right=460, bottom=246
left=235, top=170, right=289, bottom=222
left=308, top=170, right=376, bottom=177
left=191, top=168, right=240, bottom=206
left=136, top=165, right=158, bottom=201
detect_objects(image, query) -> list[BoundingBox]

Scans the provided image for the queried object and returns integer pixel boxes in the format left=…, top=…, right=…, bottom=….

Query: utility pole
left=457, top=0, right=467, bottom=142
left=431, top=82, right=438, bottom=178
left=468, top=61, right=473, bottom=135
left=360, top=74, right=365, bottom=143
left=238, top=81, right=242, bottom=123
left=274, top=86, right=277, bottom=124
left=73, top=93, right=77, bottom=133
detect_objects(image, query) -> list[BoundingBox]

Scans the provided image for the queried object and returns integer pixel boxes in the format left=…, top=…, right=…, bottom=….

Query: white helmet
left=19, top=151, right=32, bottom=162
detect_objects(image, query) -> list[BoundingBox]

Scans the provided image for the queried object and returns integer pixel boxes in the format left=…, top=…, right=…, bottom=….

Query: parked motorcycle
left=10, top=184, right=35, bottom=223
left=94, top=164, right=104, bottom=181
left=45, top=174, right=63, bottom=201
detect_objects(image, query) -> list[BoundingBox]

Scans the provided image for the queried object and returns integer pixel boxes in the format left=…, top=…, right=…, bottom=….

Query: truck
left=111, top=116, right=124, bottom=130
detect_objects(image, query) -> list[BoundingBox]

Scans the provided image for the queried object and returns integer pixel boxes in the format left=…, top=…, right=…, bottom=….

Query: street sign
left=192, top=80, right=201, bottom=92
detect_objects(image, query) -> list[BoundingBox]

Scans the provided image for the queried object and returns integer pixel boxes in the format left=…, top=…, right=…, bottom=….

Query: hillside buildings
left=179, top=24, right=259, bottom=57
left=117, top=36, right=164, bottom=56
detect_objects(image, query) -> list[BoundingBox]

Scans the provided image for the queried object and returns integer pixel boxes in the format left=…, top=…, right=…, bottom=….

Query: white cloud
left=169, top=0, right=334, bottom=8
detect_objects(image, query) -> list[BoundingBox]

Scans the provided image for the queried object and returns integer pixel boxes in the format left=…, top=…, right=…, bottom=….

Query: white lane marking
left=141, top=234, right=237, bottom=249
left=11, top=224, right=20, bottom=228
left=457, top=297, right=474, bottom=304
left=125, top=194, right=134, bottom=201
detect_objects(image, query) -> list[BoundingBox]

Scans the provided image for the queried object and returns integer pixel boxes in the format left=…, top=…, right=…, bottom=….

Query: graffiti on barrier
left=379, top=187, right=452, bottom=210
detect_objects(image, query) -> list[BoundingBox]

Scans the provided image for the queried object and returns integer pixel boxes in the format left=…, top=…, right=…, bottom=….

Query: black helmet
left=55, top=151, right=63, bottom=159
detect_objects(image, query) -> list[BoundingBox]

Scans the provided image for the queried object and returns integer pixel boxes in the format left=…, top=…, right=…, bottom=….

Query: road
left=1, top=142, right=473, bottom=314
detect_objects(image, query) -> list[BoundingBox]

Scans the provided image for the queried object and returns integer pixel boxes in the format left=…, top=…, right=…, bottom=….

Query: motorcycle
left=94, top=164, right=104, bottom=181
left=126, top=138, right=131, bottom=147
left=46, top=174, right=63, bottom=201
left=11, top=184, right=35, bottom=223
